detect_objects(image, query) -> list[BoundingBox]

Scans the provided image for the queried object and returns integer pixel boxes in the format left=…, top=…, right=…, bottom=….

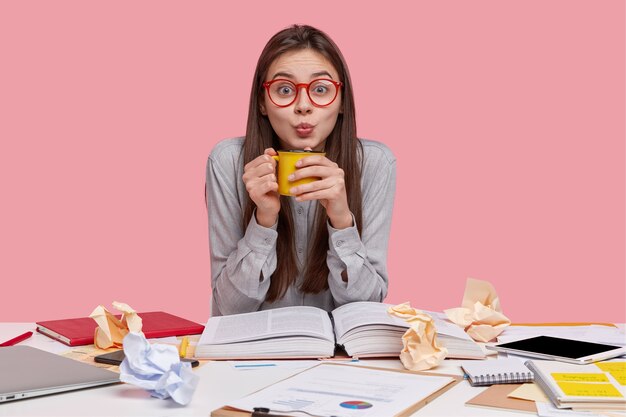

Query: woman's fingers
left=295, top=155, right=334, bottom=168
left=246, top=172, right=277, bottom=194
left=245, top=172, right=279, bottom=213
left=289, top=164, right=343, bottom=182
left=243, top=155, right=276, bottom=184
left=290, top=176, right=344, bottom=197
left=242, top=152, right=280, bottom=214
left=294, top=185, right=345, bottom=202
left=244, top=153, right=276, bottom=173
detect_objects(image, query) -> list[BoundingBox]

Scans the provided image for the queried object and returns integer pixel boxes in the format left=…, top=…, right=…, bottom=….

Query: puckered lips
left=295, top=122, right=315, bottom=137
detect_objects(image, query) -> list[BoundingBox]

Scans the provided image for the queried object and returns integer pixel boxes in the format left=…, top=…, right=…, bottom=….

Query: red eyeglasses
left=263, top=78, right=343, bottom=108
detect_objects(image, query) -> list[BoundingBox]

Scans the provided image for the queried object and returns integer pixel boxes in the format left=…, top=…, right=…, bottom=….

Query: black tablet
left=487, top=335, right=626, bottom=364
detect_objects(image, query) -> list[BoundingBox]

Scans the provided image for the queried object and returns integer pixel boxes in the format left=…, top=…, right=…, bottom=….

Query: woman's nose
left=294, top=86, right=313, bottom=114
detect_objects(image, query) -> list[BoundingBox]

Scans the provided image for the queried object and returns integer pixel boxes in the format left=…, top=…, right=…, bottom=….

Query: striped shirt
left=206, top=137, right=396, bottom=316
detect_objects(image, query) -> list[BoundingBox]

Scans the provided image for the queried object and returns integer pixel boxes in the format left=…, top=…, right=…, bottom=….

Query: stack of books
left=526, top=359, right=626, bottom=411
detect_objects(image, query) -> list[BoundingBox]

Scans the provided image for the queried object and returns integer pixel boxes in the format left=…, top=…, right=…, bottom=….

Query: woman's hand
left=242, top=148, right=280, bottom=227
left=288, top=149, right=353, bottom=229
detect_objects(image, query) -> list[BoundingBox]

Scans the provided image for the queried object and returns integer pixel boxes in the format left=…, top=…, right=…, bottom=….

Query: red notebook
left=36, top=311, right=205, bottom=346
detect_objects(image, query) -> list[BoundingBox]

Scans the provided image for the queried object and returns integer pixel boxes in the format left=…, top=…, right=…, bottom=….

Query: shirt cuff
left=327, top=213, right=363, bottom=257
left=244, top=210, right=278, bottom=255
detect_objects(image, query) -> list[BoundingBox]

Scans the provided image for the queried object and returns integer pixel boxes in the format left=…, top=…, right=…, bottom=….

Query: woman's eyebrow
left=311, top=71, right=333, bottom=79
left=271, top=72, right=294, bottom=79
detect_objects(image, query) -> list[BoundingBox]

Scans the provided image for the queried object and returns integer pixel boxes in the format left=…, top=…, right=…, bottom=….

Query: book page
left=426, top=310, right=474, bottom=340
left=331, top=302, right=408, bottom=340
left=199, top=306, right=334, bottom=345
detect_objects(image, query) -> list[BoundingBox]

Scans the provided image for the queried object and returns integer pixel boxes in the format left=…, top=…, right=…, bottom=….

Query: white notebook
left=462, top=359, right=534, bottom=386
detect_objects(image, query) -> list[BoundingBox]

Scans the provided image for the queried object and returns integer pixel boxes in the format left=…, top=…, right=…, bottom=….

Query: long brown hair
left=243, top=25, right=363, bottom=302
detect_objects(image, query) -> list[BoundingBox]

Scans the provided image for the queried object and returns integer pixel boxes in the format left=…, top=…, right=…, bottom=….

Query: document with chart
left=217, top=363, right=459, bottom=417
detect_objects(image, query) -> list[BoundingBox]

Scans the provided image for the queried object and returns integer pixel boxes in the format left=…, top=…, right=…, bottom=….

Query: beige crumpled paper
left=444, top=278, right=511, bottom=342
left=89, top=301, right=143, bottom=349
left=387, top=303, right=447, bottom=371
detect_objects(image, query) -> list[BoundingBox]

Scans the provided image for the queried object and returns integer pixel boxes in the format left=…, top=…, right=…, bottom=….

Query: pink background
left=1, top=1, right=624, bottom=324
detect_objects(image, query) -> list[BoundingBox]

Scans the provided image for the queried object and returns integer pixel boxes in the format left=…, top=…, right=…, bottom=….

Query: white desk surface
left=1, top=322, right=623, bottom=417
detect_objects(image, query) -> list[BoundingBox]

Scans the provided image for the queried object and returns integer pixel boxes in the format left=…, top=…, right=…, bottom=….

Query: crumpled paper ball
left=388, top=303, right=447, bottom=371
left=444, top=278, right=511, bottom=342
left=89, top=301, right=143, bottom=349
left=119, top=332, right=199, bottom=405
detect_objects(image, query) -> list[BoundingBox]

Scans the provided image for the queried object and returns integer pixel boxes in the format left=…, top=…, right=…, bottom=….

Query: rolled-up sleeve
left=206, top=148, right=278, bottom=316
left=326, top=145, right=396, bottom=305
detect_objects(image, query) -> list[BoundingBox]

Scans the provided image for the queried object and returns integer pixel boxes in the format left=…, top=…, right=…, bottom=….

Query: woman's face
left=260, top=49, right=342, bottom=151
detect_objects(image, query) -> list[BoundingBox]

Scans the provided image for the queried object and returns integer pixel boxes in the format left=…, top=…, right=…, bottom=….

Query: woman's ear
left=259, top=102, right=267, bottom=116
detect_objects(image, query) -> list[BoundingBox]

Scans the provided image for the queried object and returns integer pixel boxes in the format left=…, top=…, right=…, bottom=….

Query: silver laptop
left=0, top=346, right=119, bottom=403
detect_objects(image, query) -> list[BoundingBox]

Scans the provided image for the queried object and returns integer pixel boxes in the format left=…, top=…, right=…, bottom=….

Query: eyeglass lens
left=268, top=79, right=337, bottom=106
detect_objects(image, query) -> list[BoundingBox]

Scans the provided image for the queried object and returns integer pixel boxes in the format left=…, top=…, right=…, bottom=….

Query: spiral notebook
left=462, top=359, right=534, bottom=386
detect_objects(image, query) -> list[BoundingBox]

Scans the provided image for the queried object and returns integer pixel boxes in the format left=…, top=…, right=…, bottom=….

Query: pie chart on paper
left=339, top=400, right=373, bottom=410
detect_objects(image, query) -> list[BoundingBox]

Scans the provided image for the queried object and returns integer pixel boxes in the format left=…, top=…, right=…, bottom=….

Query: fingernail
left=295, top=160, right=302, bottom=167
left=289, top=187, right=297, bottom=194
left=288, top=174, right=295, bottom=181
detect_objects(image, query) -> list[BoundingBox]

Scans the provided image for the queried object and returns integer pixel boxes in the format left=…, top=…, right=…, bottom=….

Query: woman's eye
left=277, top=86, right=294, bottom=95
left=311, top=83, right=330, bottom=95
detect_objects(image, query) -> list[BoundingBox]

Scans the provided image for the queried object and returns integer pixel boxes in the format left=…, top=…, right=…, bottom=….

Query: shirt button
left=297, top=207, right=304, bottom=215
left=336, top=240, right=344, bottom=247
left=297, top=247, right=303, bottom=254
left=264, top=238, right=271, bottom=245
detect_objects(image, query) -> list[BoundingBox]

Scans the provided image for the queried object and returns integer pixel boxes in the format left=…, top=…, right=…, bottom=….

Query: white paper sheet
left=228, top=363, right=454, bottom=417
left=229, top=360, right=319, bottom=371
left=147, top=336, right=179, bottom=344
left=536, top=401, right=603, bottom=417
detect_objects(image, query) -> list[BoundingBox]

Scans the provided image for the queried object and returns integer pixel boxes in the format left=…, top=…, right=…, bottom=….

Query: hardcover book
left=36, top=311, right=205, bottom=346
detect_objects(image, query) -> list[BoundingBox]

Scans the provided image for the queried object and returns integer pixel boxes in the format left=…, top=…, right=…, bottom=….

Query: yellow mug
left=272, top=150, right=325, bottom=196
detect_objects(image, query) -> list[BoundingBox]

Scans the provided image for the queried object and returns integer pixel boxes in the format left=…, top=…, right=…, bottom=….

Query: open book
left=196, top=301, right=485, bottom=359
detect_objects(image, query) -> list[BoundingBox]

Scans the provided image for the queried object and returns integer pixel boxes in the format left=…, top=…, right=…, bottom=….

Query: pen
left=251, top=407, right=295, bottom=417
left=179, top=336, right=189, bottom=358
left=0, top=331, right=33, bottom=347
left=234, top=363, right=277, bottom=368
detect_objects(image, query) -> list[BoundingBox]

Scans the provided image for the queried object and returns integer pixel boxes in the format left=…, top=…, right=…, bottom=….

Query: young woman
left=206, top=25, right=396, bottom=316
